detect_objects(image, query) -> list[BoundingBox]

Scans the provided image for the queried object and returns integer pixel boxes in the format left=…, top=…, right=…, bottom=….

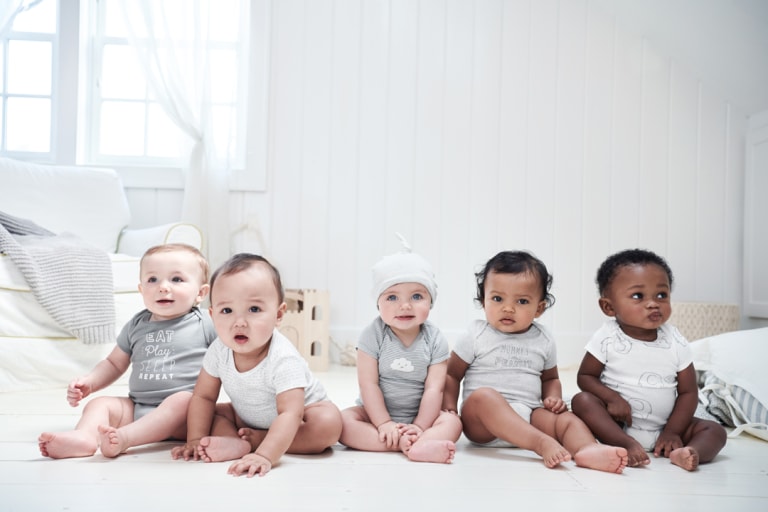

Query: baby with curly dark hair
left=571, top=248, right=726, bottom=471
left=443, top=250, right=628, bottom=473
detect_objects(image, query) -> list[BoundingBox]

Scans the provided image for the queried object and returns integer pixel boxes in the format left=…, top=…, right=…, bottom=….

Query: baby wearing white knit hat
left=371, top=235, right=438, bottom=307
left=337, top=234, right=461, bottom=464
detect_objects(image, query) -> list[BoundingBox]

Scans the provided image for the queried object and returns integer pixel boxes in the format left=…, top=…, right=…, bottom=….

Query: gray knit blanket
left=0, top=211, right=115, bottom=344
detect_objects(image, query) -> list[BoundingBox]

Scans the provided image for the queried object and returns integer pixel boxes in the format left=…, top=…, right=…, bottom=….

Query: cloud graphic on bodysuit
left=390, top=358, right=414, bottom=372
left=628, top=397, right=653, bottom=419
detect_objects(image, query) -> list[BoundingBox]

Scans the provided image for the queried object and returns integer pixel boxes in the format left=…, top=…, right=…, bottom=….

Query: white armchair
left=0, top=157, right=202, bottom=390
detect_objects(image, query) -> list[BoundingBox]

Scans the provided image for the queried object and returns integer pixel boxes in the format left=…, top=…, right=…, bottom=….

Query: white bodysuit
left=585, top=319, right=693, bottom=450
left=203, top=329, right=328, bottom=429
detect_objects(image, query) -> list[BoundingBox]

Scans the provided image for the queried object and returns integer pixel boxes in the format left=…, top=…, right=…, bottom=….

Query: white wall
left=124, top=0, right=748, bottom=366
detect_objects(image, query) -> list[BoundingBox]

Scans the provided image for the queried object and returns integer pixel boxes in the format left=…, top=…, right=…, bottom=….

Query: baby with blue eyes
left=338, top=239, right=463, bottom=463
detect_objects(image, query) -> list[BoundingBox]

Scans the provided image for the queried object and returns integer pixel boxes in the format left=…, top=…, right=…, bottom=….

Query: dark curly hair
left=475, top=250, right=555, bottom=309
left=596, top=248, right=674, bottom=296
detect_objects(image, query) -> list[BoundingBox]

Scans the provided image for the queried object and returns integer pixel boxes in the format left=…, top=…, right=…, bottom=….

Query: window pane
left=103, top=0, right=132, bottom=38
left=0, top=42, right=4, bottom=93
left=101, top=44, right=146, bottom=99
left=211, top=105, right=236, bottom=161
left=146, top=103, right=187, bottom=158
left=99, top=101, right=145, bottom=156
left=7, top=40, right=51, bottom=95
left=208, top=0, right=241, bottom=42
left=11, top=0, right=57, bottom=34
left=209, top=49, right=237, bottom=103
left=6, top=97, right=50, bottom=152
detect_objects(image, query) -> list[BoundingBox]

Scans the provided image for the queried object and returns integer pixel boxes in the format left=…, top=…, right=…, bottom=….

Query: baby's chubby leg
left=401, top=410, right=462, bottom=464
left=571, top=391, right=648, bottom=467
left=39, top=396, right=133, bottom=459
left=288, top=401, right=342, bottom=454
left=462, top=387, right=571, bottom=468
left=533, top=409, right=628, bottom=474
left=98, top=392, right=192, bottom=458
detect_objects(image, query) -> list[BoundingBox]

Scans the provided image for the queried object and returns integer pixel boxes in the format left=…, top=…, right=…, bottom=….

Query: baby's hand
left=66, top=378, right=91, bottom=407
left=227, top=453, right=272, bottom=478
left=542, top=396, right=567, bottom=414
left=377, top=420, right=401, bottom=449
left=171, top=439, right=202, bottom=461
left=653, top=431, right=683, bottom=458
left=398, top=423, right=424, bottom=438
left=606, top=397, right=633, bottom=427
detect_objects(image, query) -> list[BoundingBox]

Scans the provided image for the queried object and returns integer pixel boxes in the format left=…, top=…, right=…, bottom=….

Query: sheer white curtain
left=0, top=0, right=42, bottom=37
left=120, top=0, right=246, bottom=269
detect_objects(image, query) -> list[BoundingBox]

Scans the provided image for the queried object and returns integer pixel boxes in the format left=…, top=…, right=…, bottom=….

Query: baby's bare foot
left=38, top=431, right=97, bottom=459
left=626, top=444, right=651, bottom=467
left=97, top=425, right=126, bottom=458
left=670, top=446, right=699, bottom=471
left=398, top=433, right=419, bottom=454
left=198, top=436, right=251, bottom=463
left=573, top=444, right=628, bottom=473
left=237, top=427, right=267, bottom=451
left=406, top=439, right=456, bottom=464
left=536, top=437, right=572, bottom=468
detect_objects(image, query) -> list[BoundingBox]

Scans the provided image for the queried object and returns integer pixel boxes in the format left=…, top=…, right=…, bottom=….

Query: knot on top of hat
left=371, top=233, right=437, bottom=307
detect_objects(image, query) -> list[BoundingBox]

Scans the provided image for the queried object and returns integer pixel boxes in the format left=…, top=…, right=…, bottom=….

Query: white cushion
left=0, top=157, right=130, bottom=253
left=0, top=253, right=143, bottom=339
left=692, top=328, right=768, bottom=409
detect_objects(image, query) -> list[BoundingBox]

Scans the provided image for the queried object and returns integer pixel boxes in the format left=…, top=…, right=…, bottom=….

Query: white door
left=745, top=110, right=768, bottom=318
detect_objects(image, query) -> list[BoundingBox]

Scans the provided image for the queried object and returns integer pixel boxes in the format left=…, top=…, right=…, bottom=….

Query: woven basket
left=669, top=302, right=740, bottom=341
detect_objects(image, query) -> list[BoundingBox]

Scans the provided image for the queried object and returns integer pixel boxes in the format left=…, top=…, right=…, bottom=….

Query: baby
left=571, top=248, right=727, bottom=471
left=39, top=243, right=215, bottom=458
left=171, top=253, right=342, bottom=477
left=339, top=242, right=462, bottom=463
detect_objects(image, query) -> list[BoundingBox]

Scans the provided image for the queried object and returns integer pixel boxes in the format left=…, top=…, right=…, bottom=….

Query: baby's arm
left=409, top=361, right=448, bottom=433
left=67, top=346, right=130, bottom=407
left=357, top=351, right=401, bottom=447
left=443, top=352, right=468, bottom=413
left=654, top=364, right=699, bottom=458
left=227, top=387, right=306, bottom=477
left=171, top=369, right=220, bottom=460
left=577, top=352, right=633, bottom=427
left=540, top=367, right=567, bottom=413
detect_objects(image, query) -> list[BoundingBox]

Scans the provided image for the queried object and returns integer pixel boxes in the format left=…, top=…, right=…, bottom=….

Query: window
left=1, top=0, right=269, bottom=190
left=0, top=0, right=57, bottom=158
left=86, top=0, right=248, bottom=167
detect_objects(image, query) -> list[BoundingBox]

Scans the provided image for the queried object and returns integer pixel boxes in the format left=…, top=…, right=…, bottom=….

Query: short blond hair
left=140, top=243, right=210, bottom=283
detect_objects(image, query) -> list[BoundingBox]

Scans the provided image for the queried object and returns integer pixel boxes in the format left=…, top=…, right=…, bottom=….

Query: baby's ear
left=598, top=297, right=615, bottom=317
left=275, top=301, right=287, bottom=325
left=196, top=283, right=210, bottom=303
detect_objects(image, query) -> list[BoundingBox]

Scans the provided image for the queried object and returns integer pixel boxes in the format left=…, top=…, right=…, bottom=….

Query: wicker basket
left=669, top=302, right=740, bottom=341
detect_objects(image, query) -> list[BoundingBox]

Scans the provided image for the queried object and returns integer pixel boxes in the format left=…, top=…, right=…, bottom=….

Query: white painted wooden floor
left=2, top=365, right=767, bottom=512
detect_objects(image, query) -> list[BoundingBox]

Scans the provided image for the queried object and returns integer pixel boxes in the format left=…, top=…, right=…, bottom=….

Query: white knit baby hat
left=371, top=233, right=438, bottom=307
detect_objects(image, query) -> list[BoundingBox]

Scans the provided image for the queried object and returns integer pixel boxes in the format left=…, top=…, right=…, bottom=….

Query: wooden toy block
left=278, top=288, right=330, bottom=372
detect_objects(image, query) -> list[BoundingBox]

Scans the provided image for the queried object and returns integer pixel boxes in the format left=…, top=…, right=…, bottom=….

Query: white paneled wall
left=126, top=0, right=747, bottom=366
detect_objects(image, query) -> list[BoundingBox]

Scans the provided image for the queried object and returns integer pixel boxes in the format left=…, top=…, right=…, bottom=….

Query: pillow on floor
left=691, top=327, right=768, bottom=440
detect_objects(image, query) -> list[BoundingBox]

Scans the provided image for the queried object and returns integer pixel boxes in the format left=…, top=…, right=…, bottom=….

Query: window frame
left=79, top=0, right=270, bottom=192
left=1, top=0, right=270, bottom=192
left=0, top=4, right=58, bottom=161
